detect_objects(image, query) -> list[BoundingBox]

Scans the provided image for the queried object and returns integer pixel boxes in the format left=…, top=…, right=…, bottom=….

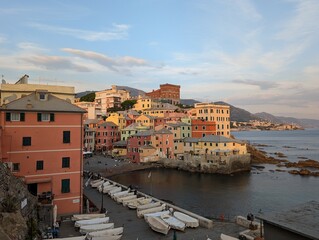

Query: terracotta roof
left=1, top=92, right=86, bottom=113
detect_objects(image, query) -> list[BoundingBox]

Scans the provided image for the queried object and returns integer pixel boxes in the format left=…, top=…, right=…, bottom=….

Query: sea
left=111, top=129, right=319, bottom=219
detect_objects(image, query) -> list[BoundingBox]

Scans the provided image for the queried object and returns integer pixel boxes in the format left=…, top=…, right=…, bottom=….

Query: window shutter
left=37, top=113, right=42, bottom=122
left=6, top=112, right=11, bottom=121
left=20, top=113, right=25, bottom=122
left=50, top=113, right=55, bottom=122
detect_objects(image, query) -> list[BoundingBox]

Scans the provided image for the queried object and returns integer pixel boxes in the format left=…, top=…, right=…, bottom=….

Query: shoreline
left=85, top=145, right=319, bottom=179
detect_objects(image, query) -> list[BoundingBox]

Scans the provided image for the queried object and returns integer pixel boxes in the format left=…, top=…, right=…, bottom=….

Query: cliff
left=0, top=163, right=38, bottom=239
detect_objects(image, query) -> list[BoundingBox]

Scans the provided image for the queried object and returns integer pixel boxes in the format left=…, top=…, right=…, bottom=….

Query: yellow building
left=106, top=112, right=127, bottom=130
left=136, top=114, right=156, bottom=129
left=184, top=135, right=247, bottom=156
left=133, top=96, right=153, bottom=111
left=190, top=103, right=230, bottom=137
left=0, top=74, right=75, bottom=104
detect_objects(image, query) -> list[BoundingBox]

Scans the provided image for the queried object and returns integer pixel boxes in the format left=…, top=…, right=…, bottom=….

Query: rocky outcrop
left=0, top=163, right=38, bottom=239
left=288, top=169, right=319, bottom=177
left=285, top=159, right=319, bottom=169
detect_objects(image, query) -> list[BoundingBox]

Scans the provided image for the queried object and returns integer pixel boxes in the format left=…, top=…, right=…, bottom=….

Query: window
left=6, top=112, right=25, bottom=122
left=39, top=93, right=46, bottom=100
left=62, top=157, right=70, bottom=168
left=61, top=179, right=70, bottom=193
left=36, top=160, right=44, bottom=170
left=23, top=137, right=31, bottom=146
left=13, top=163, right=20, bottom=172
left=63, top=131, right=71, bottom=143
left=37, top=113, right=54, bottom=122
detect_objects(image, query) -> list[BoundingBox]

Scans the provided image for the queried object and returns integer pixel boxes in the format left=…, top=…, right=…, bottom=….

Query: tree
left=80, top=92, right=95, bottom=102
left=121, top=99, right=137, bottom=110
left=107, top=106, right=122, bottom=113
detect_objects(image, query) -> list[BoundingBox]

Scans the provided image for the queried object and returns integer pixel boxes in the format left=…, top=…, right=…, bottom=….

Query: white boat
left=220, top=233, right=239, bottom=240
left=144, top=210, right=170, bottom=222
left=98, top=181, right=111, bottom=192
left=108, top=187, right=122, bottom=195
left=147, top=216, right=170, bottom=235
left=91, top=180, right=105, bottom=188
left=160, top=213, right=186, bottom=231
left=79, top=223, right=114, bottom=234
left=173, top=211, right=199, bottom=228
left=90, top=179, right=102, bottom=185
left=102, top=185, right=116, bottom=193
left=114, top=192, right=135, bottom=202
left=75, top=217, right=110, bottom=227
left=110, top=189, right=129, bottom=199
left=120, top=195, right=137, bottom=204
left=72, top=213, right=107, bottom=221
left=137, top=201, right=161, bottom=211
left=125, top=197, right=146, bottom=208
left=137, top=204, right=166, bottom=218
left=87, top=227, right=124, bottom=237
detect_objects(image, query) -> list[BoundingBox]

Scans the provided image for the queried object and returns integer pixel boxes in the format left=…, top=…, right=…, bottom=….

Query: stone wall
left=160, top=154, right=251, bottom=174
left=0, top=163, right=38, bottom=239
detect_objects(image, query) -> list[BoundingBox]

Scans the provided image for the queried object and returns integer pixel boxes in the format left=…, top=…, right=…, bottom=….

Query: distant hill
left=255, top=112, right=319, bottom=128
left=116, top=86, right=146, bottom=97
left=214, top=101, right=260, bottom=122
left=180, top=99, right=200, bottom=106
left=75, top=91, right=95, bottom=98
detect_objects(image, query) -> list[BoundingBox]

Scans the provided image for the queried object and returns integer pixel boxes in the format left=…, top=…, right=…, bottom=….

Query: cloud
left=28, top=23, right=130, bottom=41
left=231, top=0, right=262, bottom=20
left=62, top=48, right=147, bottom=72
left=276, top=0, right=319, bottom=41
left=21, top=55, right=91, bottom=72
left=232, top=79, right=279, bottom=90
left=0, top=35, right=6, bottom=44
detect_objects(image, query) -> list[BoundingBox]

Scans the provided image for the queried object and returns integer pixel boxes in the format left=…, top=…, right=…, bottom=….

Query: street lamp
left=100, top=184, right=104, bottom=213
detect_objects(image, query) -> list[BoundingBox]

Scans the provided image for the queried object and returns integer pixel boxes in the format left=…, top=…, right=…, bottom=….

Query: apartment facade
left=146, top=83, right=181, bottom=105
left=0, top=91, right=85, bottom=216
left=0, top=74, right=75, bottom=105
left=95, top=122, right=120, bottom=151
left=95, top=85, right=130, bottom=114
left=190, top=103, right=230, bottom=137
left=191, top=119, right=217, bottom=138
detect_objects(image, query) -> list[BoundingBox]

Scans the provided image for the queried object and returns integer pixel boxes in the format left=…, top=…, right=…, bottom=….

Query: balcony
left=38, top=191, right=54, bottom=205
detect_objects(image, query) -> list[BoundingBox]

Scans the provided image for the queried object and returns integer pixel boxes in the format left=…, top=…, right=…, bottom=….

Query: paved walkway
left=83, top=182, right=246, bottom=240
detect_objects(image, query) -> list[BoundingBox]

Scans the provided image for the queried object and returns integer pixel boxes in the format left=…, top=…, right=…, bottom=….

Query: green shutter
left=50, top=113, right=55, bottom=122
left=6, top=112, right=11, bottom=121
left=20, top=113, right=25, bottom=122
left=61, top=179, right=70, bottom=193
left=37, top=113, right=42, bottom=122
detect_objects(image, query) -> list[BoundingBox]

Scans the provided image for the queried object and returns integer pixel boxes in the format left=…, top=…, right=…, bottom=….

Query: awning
left=25, top=177, right=51, bottom=184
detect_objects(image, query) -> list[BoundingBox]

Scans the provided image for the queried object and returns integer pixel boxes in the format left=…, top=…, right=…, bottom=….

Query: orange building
left=191, top=119, right=217, bottom=138
left=0, top=90, right=86, bottom=217
left=146, top=83, right=180, bottom=105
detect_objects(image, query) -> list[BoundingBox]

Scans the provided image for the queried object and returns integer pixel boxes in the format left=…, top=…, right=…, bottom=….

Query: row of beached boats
left=89, top=177, right=200, bottom=236
left=56, top=211, right=123, bottom=240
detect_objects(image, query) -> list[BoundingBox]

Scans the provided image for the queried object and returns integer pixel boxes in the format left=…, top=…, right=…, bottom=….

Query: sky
left=0, top=0, right=319, bottom=119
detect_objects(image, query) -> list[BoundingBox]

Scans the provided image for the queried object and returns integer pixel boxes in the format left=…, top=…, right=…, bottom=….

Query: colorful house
left=191, top=119, right=216, bottom=138
left=106, top=112, right=127, bottom=130
left=127, top=130, right=153, bottom=163
left=136, top=114, right=156, bottom=129
left=0, top=91, right=86, bottom=216
left=121, top=123, right=150, bottom=141
left=95, top=121, right=120, bottom=151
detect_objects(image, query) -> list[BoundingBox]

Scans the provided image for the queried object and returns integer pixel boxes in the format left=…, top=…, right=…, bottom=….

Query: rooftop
left=199, top=135, right=243, bottom=143
left=1, top=92, right=85, bottom=113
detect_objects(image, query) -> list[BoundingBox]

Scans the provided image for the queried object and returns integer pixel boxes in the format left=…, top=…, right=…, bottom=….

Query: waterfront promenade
left=84, top=184, right=245, bottom=240
left=80, top=154, right=246, bottom=239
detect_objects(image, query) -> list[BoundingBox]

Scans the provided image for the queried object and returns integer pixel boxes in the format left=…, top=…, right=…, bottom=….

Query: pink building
left=95, top=121, right=120, bottom=151
left=127, top=131, right=153, bottom=163
left=0, top=91, right=86, bottom=216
